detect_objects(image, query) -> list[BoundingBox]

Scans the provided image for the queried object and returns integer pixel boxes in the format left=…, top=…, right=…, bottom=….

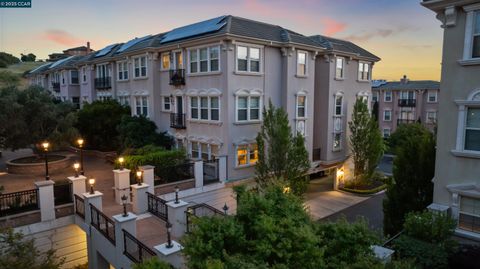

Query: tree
left=0, top=52, right=20, bottom=67
left=349, top=99, right=384, bottom=185
left=117, top=115, right=173, bottom=150
left=21, top=53, right=36, bottom=62
left=383, top=124, right=435, bottom=236
left=76, top=100, right=130, bottom=151
left=133, top=257, right=172, bottom=269
left=255, top=101, right=310, bottom=195
left=0, top=70, right=21, bottom=86
left=0, top=228, right=64, bottom=269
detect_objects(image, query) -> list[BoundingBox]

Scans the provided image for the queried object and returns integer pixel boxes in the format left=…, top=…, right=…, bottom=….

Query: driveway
left=377, top=155, right=394, bottom=176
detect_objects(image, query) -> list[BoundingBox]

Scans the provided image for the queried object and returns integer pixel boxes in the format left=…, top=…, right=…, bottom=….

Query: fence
left=0, top=189, right=39, bottom=217
left=74, top=194, right=85, bottom=219
left=203, top=159, right=219, bottom=185
left=123, top=229, right=157, bottom=264
left=54, top=182, right=73, bottom=206
left=147, top=192, right=168, bottom=222
left=186, top=203, right=225, bottom=233
left=154, top=162, right=195, bottom=186
left=90, top=204, right=116, bottom=245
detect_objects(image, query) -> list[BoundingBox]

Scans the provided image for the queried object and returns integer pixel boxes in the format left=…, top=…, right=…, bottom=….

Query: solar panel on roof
left=95, top=44, right=118, bottom=57
left=161, top=16, right=227, bottom=44
left=50, top=56, right=74, bottom=69
left=116, top=35, right=152, bottom=53
left=29, top=63, right=52, bottom=73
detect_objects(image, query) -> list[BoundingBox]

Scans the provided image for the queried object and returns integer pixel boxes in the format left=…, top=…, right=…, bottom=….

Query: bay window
left=188, top=46, right=220, bottom=74
left=236, top=45, right=261, bottom=73
left=133, top=56, right=147, bottom=78
left=297, top=51, right=307, bottom=76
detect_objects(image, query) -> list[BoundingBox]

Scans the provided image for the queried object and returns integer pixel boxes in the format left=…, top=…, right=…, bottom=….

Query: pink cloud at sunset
left=321, top=17, right=347, bottom=36
left=40, top=30, right=83, bottom=46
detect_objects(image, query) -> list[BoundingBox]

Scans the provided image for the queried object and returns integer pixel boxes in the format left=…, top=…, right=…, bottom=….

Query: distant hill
left=0, top=62, right=45, bottom=88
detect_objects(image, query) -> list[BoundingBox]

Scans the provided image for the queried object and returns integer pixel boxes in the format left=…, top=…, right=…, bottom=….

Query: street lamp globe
left=42, top=142, right=49, bottom=151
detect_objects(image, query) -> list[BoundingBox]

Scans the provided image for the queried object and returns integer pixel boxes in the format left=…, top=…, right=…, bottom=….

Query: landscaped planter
left=6, top=155, right=72, bottom=175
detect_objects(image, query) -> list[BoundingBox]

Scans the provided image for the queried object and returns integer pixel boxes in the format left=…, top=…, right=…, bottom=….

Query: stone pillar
left=131, top=183, right=149, bottom=214
left=113, top=169, right=131, bottom=205
left=68, top=175, right=87, bottom=197
left=83, top=191, right=103, bottom=225
left=194, top=161, right=203, bottom=188
left=34, top=180, right=55, bottom=222
left=218, top=155, right=227, bottom=183
left=140, top=165, right=155, bottom=194
left=154, top=241, right=184, bottom=269
left=166, top=200, right=189, bottom=238
left=112, top=213, right=137, bottom=269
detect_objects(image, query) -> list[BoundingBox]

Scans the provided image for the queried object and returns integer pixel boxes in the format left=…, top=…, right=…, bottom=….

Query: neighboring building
left=422, top=0, right=480, bottom=240
left=47, top=42, right=93, bottom=62
left=28, top=15, right=380, bottom=187
left=372, top=75, right=440, bottom=137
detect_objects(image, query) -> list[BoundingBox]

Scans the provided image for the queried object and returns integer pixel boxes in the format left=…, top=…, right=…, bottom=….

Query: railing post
left=140, top=165, right=155, bottom=194
left=82, top=191, right=103, bottom=269
left=68, top=175, right=87, bottom=197
left=34, top=180, right=55, bottom=222
left=131, top=183, right=149, bottom=214
left=113, top=213, right=137, bottom=269
left=83, top=191, right=103, bottom=226
left=218, top=155, right=227, bottom=183
left=113, top=168, right=131, bottom=205
left=194, top=160, right=203, bottom=188
left=154, top=240, right=184, bottom=269
left=166, top=199, right=189, bottom=238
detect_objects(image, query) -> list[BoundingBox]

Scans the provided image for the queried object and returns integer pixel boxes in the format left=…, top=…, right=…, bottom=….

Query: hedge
left=339, top=184, right=387, bottom=195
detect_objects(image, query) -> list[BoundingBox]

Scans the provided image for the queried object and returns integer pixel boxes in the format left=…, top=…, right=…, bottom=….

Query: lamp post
left=42, top=142, right=50, bottom=181
left=136, top=170, right=143, bottom=186
left=121, top=194, right=128, bottom=217
left=77, top=138, right=84, bottom=176
left=88, top=178, right=95, bottom=194
left=73, top=162, right=80, bottom=177
left=118, top=157, right=124, bottom=170
left=166, top=222, right=173, bottom=248
left=174, top=185, right=179, bottom=204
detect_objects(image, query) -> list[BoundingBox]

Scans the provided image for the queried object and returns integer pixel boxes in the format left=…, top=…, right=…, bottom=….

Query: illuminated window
left=236, top=144, right=258, bottom=167
left=161, top=53, right=170, bottom=70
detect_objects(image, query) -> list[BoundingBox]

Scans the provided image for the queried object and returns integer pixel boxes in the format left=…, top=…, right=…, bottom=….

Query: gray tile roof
left=372, top=80, right=440, bottom=90
left=309, top=35, right=380, bottom=61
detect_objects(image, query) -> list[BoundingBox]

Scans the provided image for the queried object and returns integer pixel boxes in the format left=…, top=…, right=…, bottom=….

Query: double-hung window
left=473, top=11, right=480, bottom=58
left=296, top=95, right=306, bottom=118
left=465, top=107, right=480, bottom=151
left=384, top=110, right=392, bottom=121
left=297, top=51, right=307, bottom=76
left=161, top=53, right=170, bottom=70
left=133, top=56, right=147, bottom=78
left=372, top=92, right=379, bottom=102
left=383, top=128, right=391, bottom=138
left=358, top=62, right=370, bottom=81
left=335, top=95, right=343, bottom=116
left=384, top=91, right=392, bottom=102
left=458, top=197, right=480, bottom=233
left=333, top=94, right=344, bottom=151
left=118, top=96, right=130, bottom=106
left=236, top=45, right=261, bottom=73
left=427, top=111, right=437, bottom=124
left=163, top=96, right=171, bottom=111
left=335, top=57, right=344, bottom=79
left=135, top=96, right=148, bottom=116
left=236, top=96, right=260, bottom=122
left=189, top=46, right=220, bottom=74
left=190, top=96, right=220, bottom=121
left=236, top=144, right=258, bottom=167
left=70, top=70, right=79, bottom=84
left=428, top=91, right=438, bottom=103
left=117, top=61, right=128, bottom=81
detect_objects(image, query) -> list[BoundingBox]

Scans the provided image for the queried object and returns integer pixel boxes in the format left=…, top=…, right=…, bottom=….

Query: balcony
left=51, top=82, right=60, bottom=92
left=170, top=113, right=186, bottom=129
left=398, top=99, right=416, bottom=107
left=95, top=77, right=111, bottom=90
left=169, top=69, right=185, bottom=86
left=397, top=119, right=416, bottom=125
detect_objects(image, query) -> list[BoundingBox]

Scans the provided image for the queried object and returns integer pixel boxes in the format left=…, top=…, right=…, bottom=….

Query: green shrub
left=393, top=235, right=449, bottom=269
left=403, top=211, right=456, bottom=245
left=117, top=115, right=173, bottom=150
left=132, top=257, right=172, bottom=269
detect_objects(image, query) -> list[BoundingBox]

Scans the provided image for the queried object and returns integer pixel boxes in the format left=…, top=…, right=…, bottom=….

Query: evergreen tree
left=383, top=124, right=435, bottom=236
left=255, top=101, right=310, bottom=195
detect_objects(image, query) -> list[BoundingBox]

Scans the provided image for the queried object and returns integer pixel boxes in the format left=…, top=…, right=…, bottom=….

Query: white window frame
left=453, top=90, right=480, bottom=156
left=296, top=51, right=308, bottom=77
left=426, top=111, right=437, bottom=124
left=235, top=143, right=259, bottom=167
left=189, top=96, right=221, bottom=122
left=134, top=96, right=149, bottom=117
left=235, top=43, right=262, bottom=74
left=335, top=57, right=345, bottom=79
left=162, top=96, right=171, bottom=112
left=161, top=52, right=170, bottom=71
left=235, top=95, right=262, bottom=122
left=384, top=91, right=392, bottom=102
left=428, top=91, right=438, bottom=103
left=462, top=5, right=480, bottom=62
left=383, top=128, right=391, bottom=138
left=188, top=45, right=221, bottom=74
left=358, top=62, right=370, bottom=81
left=334, top=94, right=343, bottom=116
left=384, top=109, right=392, bottom=121
left=333, top=133, right=342, bottom=151
left=117, top=61, right=129, bottom=81
left=296, top=94, right=307, bottom=119
left=118, top=95, right=130, bottom=106
left=70, top=70, right=79, bottom=85
left=133, top=56, right=147, bottom=78
left=372, top=91, right=379, bottom=102
left=96, top=63, right=110, bottom=79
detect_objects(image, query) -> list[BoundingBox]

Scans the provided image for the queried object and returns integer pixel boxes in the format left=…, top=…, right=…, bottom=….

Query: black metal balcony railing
left=74, top=194, right=85, bottom=219
left=147, top=192, right=168, bottom=222
left=0, top=189, right=39, bottom=217
left=90, top=204, right=116, bottom=245
left=397, top=119, right=416, bottom=125
left=170, top=113, right=186, bottom=129
left=169, top=69, right=185, bottom=86
left=398, top=99, right=416, bottom=107
left=123, top=229, right=157, bottom=264
left=53, top=182, right=73, bottom=206
left=186, top=203, right=225, bottom=233
left=52, top=82, right=60, bottom=92
left=94, top=77, right=112, bottom=89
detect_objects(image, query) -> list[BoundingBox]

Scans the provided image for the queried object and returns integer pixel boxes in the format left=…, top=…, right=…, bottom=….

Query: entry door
left=174, top=51, right=183, bottom=69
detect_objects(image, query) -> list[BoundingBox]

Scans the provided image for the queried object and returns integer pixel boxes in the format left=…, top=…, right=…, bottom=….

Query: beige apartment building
left=372, top=76, right=440, bottom=137
left=423, top=0, right=480, bottom=240
left=28, top=15, right=379, bottom=186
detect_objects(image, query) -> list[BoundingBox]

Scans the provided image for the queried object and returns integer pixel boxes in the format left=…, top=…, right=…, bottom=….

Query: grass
left=0, top=61, right=45, bottom=74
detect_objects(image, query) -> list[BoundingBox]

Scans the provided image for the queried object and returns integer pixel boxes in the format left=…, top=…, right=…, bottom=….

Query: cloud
left=400, top=44, right=434, bottom=50
left=41, top=30, right=82, bottom=46
left=321, top=17, right=347, bottom=36
left=341, top=26, right=415, bottom=42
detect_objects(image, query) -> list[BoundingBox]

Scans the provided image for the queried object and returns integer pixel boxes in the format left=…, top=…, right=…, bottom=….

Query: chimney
left=400, top=75, right=409, bottom=84
left=87, top=42, right=91, bottom=54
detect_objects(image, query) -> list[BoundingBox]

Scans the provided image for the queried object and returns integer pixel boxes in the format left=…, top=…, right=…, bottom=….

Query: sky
left=0, top=0, right=443, bottom=81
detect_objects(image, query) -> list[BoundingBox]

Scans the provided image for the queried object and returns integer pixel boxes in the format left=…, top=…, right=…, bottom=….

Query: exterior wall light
left=136, top=170, right=143, bottom=186
left=89, top=178, right=95, bottom=194
left=73, top=162, right=80, bottom=177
